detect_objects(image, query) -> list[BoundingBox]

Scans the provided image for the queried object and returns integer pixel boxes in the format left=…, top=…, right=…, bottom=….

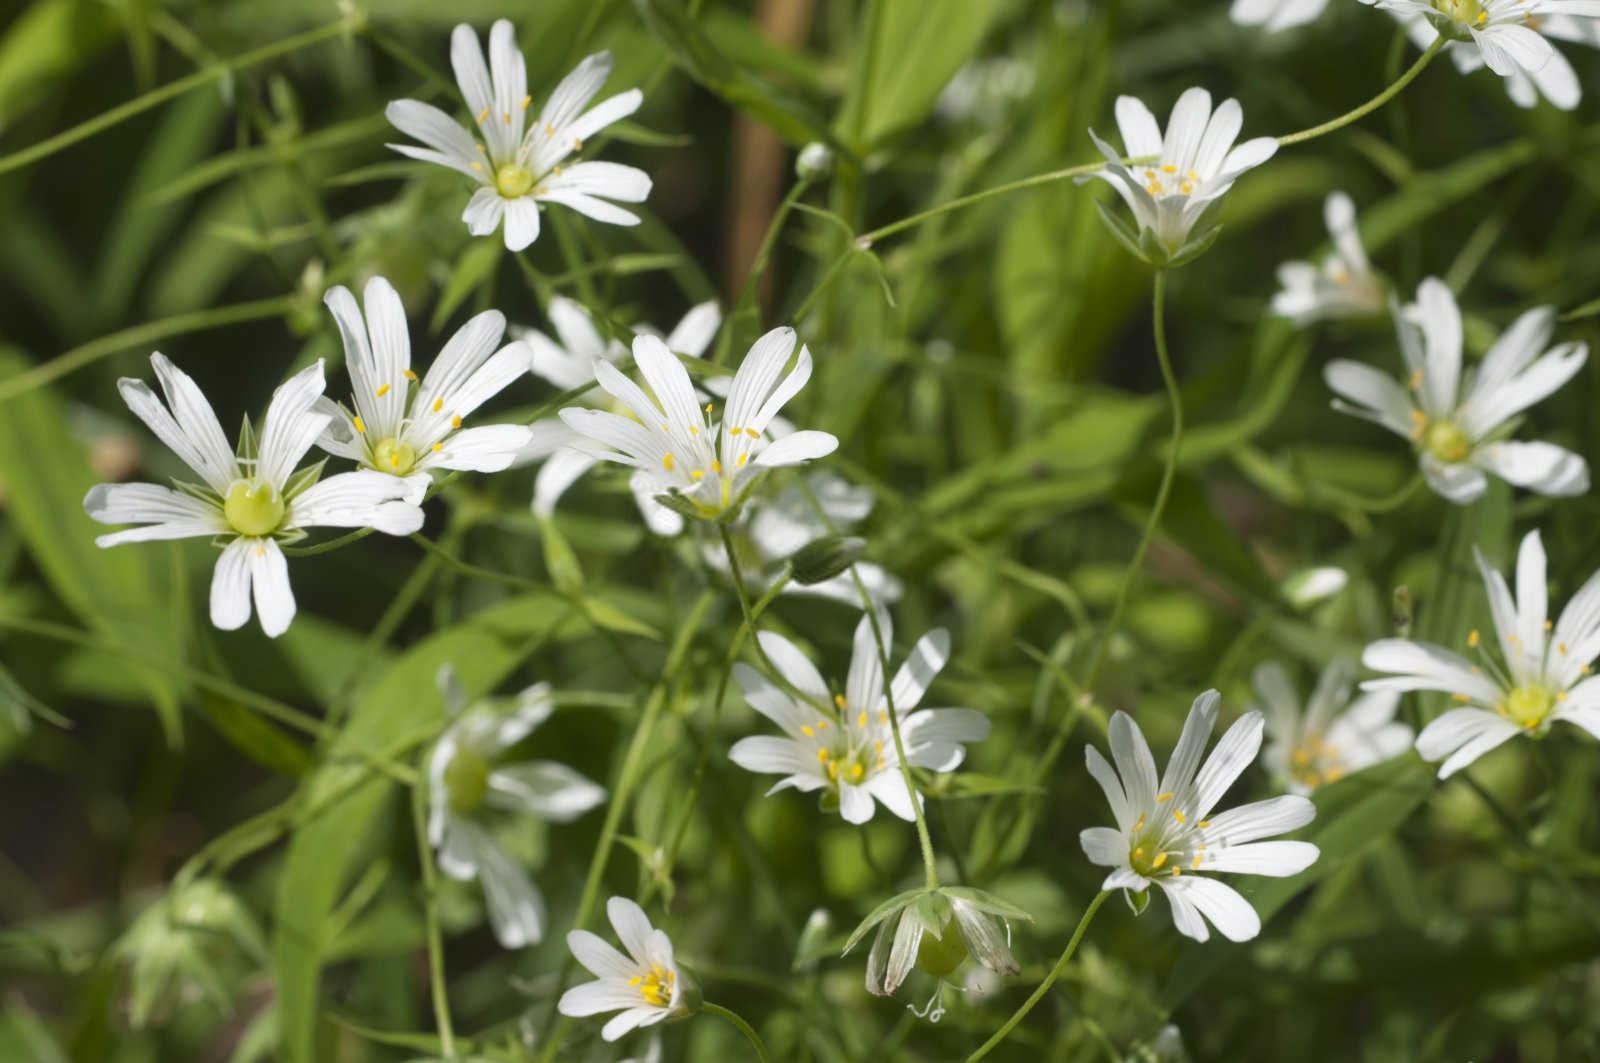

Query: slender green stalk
left=0, top=296, right=299, bottom=403
left=535, top=590, right=717, bottom=1063
left=410, top=779, right=456, bottom=1058
left=1459, top=769, right=1600, bottom=934
left=409, top=534, right=555, bottom=597
left=0, top=614, right=326, bottom=737
left=0, top=16, right=363, bottom=176
left=964, top=890, right=1110, bottom=1062
left=703, top=1001, right=774, bottom=1063
left=1276, top=39, right=1443, bottom=147
left=1080, top=269, right=1183, bottom=693
left=849, top=569, right=940, bottom=891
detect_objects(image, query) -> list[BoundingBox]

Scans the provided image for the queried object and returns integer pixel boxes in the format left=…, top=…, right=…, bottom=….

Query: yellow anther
left=817, top=748, right=829, bottom=762
left=1452, top=693, right=1470, bottom=702
left=433, top=442, right=443, bottom=451
left=834, top=693, right=847, bottom=710
left=552, top=165, right=563, bottom=176
left=690, top=469, right=705, bottom=480
left=1161, top=164, right=1177, bottom=173
left=1292, top=748, right=1311, bottom=767
left=573, top=137, right=583, bottom=150
left=353, top=416, right=366, bottom=434
left=1198, top=820, right=1210, bottom=828
left=1187, top=168, right=1199, bottom=181
left=470, top=161, right=484, bottom=172
left=1132, top=846, right=1143, bottom=859
left=520, top=94, right=532, bottom=109
left=1559, top=643, right=1569, bottom=655
left=801, top=725, right=814, bottom=737
left=817, top=719, right=829, bottom=730
left=255, top=545, right=266, bottom=557
left=850, top=763, right=864, bottom=780
left=451, top=415, right=462, bottom=428
left=688, top=425, right=699, bottom=436
left=662, top=453, right=675, bottom=471
left=858, top=712, right=868, bottom=728
left=704, top=402, right=714, bottom=415
left=1468, top=629, right=1480, bottom=648
left=403, top=368, right=417, bottom=381
left=477, top=108, right=490, bottom=123
left=1476, top=10, right=1487, bottom=23
left=1132, top=813, right=1146, bottom=831
left=1156, top=792, right=1174, bottom=803
left=711, top=460, right=722, bottom=474
left=1173, top=808, right=1187, bottom=824
left=736, top=454, right=747, bottom=468
left=502, top=111, right=512, bottom=125
left=545, top=123, right=555, bottom=134
left=879, top=711, right=888, bottom=726
left=389, top=452, right=402, bottom=468
left=1557, top=691, right=1568, bottom=701
left=375, top=384, right=391, bottom=397
left=1171, top=867, right=1182, bottom=877
left=1545, top=620, right=1553, bottom=631
left=1152, top=852, right=1169, bottom=869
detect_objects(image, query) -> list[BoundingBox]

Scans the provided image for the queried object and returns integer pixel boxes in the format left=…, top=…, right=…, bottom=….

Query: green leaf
left=580, top=595, right=662, bottom=641
left=430, top=239, right=503, bottom=333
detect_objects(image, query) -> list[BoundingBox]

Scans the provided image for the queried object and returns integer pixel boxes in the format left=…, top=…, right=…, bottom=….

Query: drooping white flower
left=728, top=611, right=989, bottom=824
left=385, top=21, right=650, bottom=251
left=84, top=355, right=425, bottom=638
left=314, top=276, right=532, bottom=500
left=519, top=296, right=720, bottom=532
left=559, top=326, right=838, bottom=524
left=558, top=897, right=690, bottom=1041
left=1081, top=88, right=1278, bottom=264
left=1271, top=192, right=1385, bottom=325
left=1363, top=530, right=1600, bottom=778
left=1364, top=0, right=1600, bottom=109
left=1250, top=658, right=1412, bottom=794
left=1281, top=566, right=1350, bottom=609
left=1325, top=278, right=1588, bottom=503
left=850, top=886, right=1024, bottom=998
left=1230, top=0, right=1330, bottom=31
left=1394, top=10, right=1600, bottom=109
left=703, top=472, right=902, bottom=606
left=427, top=665, right=605, bottom=949
left=1079, top=692, right=1320, bottom=942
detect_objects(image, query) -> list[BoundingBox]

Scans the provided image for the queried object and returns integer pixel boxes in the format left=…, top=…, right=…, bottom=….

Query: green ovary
left=223, top=480, right=285, bottom=537
left=1500, top=685, right=1555, bottom=730
left=495, top=163, right=535, bottom=198
left=914, top=919, right=969, bottom=978
left=373, top=437, right=417, bottom=475
left=1431, top=0, right=1485, bottom=27
left=443, top=748, right=490, bottom=813
left=1423, top=421, right=1471, bottom=464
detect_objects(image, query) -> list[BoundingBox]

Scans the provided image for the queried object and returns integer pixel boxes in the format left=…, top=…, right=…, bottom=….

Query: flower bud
left=796, top=142, right=833, bottom=180
left=787, top=535, right=865, bottom=585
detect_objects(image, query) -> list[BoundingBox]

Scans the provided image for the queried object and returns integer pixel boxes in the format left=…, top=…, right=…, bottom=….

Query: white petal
left=1165, top=875, right=1262, bottom=942
left=85, top=482, right=226, bottom=546
left=257, top=361, right=331, bottom=489
left=566, top=931, right=633, bottom=980
left=117, top=356, right=237, bottom=493
left=665, top=302, right=722, bottom=357
left=1361, top=638, right=1503, bottom=704
left=248, top=538, right=295, bottom=638
left=209, top=538, right=254, bottom=632
left=1113, top=95, right=1163, bottom=158
left=289, top=470, right=426, bottom=535
left=606, top=896, right=655, bottom=964
left=838, top=782, right=875, bottom=823
left=147, top=353, right=239, bottom=491
left=888, top=629, right=950, bottom=711
left=1409, top=278, right=1462, bottom=414
left=358, top=277, right=412, bottom=435
left=1202, top=794, right=1316, bottom=846
left=1192, top=710, right=1265, bottom=819
left=1079, top=825, right=1127, bottom=867
left=384, top=99, right=481, bottom=179
left=532, top=447, right=596, bottom=516
left=1203, top=839, right=1321, bottom=876
left=1162, top=87, right=1213, bottom=172
left=753, top=430, right=838, bottom=467
left=756, top=631, right=830, bottom=704
left=1415, top=707, right=1519, bottom=777
left=1162, top=689, right=1220, bottom=799
left=1421, top=453, right=1488, bottom=503
left=502, top=196, right=543, bottom=252
left=489, top=761, right=606, bottom=821
left=423, top=424, right=534, bottom=473
left=558, top=978, right=640, bottom=1016
left=538, top=52, right=613, bottom=142
left=1086, top=744, right=1132, bottom=830
left=601, top=1007, right=658, bottom=1042
left=566, top=89, right=645, bottom=144
left=416, top=309, right=506, bottom=411
left=1108, top=710, right=1160, bottom=811
left=463, top=186, right=506, bottom=236
left=537, top=188, right=643, bottom=226
left=1324, top=359, right=1414, bottom=437
left=847, top=610, right=889, bottom=714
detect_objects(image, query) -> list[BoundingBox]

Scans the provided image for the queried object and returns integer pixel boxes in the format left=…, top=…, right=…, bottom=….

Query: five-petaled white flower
left=558, top=897, right=690, bottom=1041
left=518, top=296, right=721, bottom=532
left=1363, top=0, right=1600, bottom=109
left=84, top=355, right=425, bottom=638
left=1325, top=277, right=1588, bottom=503
left=1362, top=530, right=1600, bottom=778
left=705, top=472, right=902, bottom=606
left=558, top=326, right=838, bottom=524
left=1080, top=691, right=1320, bottom=942
left=315, top=276, right=533, bottom=500
left=1081, top=87, right=1278, bottom=264
left=386, top=20, right=650, bottom=251
left=728, top=611, right=989, bottom=824
left=427, top=665, right=606, bottom=949
left=1231, top=0, right=1330, bottom=31
left=1272, top=192, right=1385, bottom=325
left=1250, top=658, right=1411, bottom=794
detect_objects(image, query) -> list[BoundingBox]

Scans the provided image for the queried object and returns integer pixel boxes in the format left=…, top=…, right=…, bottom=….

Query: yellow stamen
left=520, top=94, right=532, bottom=109
left=690, top=469, right=705, bottom=480
left=353, top=416, right=366, bottom=434
left=1132, top=813, right=1146, bottom=831
left=375, top=384, right=391, bottom=397
left=402, top=368, right=417, bottom=381
left=1156, top=792, right=1174, bottom=803
left=662, top=453, right=675, bottom=471
left=432, top=398, right=443, bottom=413
left=477, top=108, right=490, bottom=123
left=1173, top=808, right=1187, bottom=823
left=1198, top=820, right=1210, bottom=828
left=817, top=748, right=829, bottom=763
left=451, top=415, right=462, bottom=428
left=857, top=712, right=867, bottom=728
left=471, top=161, right=483, bottom=172
left=711, top=460, right=722, bottom=474
left=433, top=442, right=442, bottom=451
left=834, top=693, right=847, bottom=710
left=1452, top=693, right=1470, bottom=702
left=1152, top=852, right=1169, bottom=869
left=801, top=725, right=814, bottom=737
left=1468, top=629, right=1480, bottom=648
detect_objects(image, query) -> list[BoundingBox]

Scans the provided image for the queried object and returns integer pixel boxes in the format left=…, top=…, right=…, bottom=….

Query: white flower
left=1271, top=192, right=1385, bottom=325
left=558, top=326, right=838, bottom=524
left=1362, top=530, right=1600, bottom=778
left=558, top=897, right=689, bottom=1041
left=519, top=296, right=721, bottom=532
left=1365, top=0, right=1600, bottom=109
left=427, top=665, right=606, bottom=949
left=1325, top=277, right=1588, bottom=503
left=1250, top=658, right=1411, bottom=794
left=1081, top=88, right=1277, bottom=263
left=703, top=472, right=902, bottom=606
left=1282, top=566, right=1349, bottom=609
left=1395, top=10, right=1600, bottom=109
left=84, top=354, right=425, bottom=638
left=1230, top=0, right=1330, bottom=31
left=1079, top=692, right=1320, bottom=942
left=385, top=21, right=650, bottom=251
left=314, top=276, right=532, bottom=500
left=728, top=611, right=989, bottom=824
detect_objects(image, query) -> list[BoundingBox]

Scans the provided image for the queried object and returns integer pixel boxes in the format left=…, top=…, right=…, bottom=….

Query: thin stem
left=1080, top=269, right=1183, bottom=694
left=1276, top=39, right=1443, bottom=147
left=1459, top=769, right=1600, bottom=934
left=703, top=1001, right=774, bottom=1063
left=856, top=160, right=1106, bottom=246
left=0, top=296, right=298, bottom=403
left=408, top=534, right=554, bottom=597
left=964, top=890, right=1110, bottom=1063
left=410, top=779, right=456, bottom=1058
left=0, top=15, right=363, bottom=176
left=849, top=568, right=940, bottom=891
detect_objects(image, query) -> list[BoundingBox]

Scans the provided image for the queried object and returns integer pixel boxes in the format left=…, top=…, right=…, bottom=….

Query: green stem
left=849, top=568, right=940, bottom=891
left=0, top=614, right=326, bottom=737
left=1276, top=39, right=1443, bottom=147
left=408, top=534, right=553, bottom=597
left=536, top=590, right=717, bottom=1063
left=0, top=296, right=299, bottom=403
left=1080, top=269, right=1183, bottom=694
left=0, top=16, right=363, bottom=176
left=703, top=1001, right=774, bottom=1062
left=1459, top=769, right=1600, bottom=935
left=410, top=779, right=456, bottom=1058
left=964, top=890, right=1110, bottom=1062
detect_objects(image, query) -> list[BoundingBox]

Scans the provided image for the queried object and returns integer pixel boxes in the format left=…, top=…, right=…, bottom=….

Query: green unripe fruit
left=914, top=918, right=969, bottom=978
left=443, top=748, right=491, bottom=813
left=223, top=480, right=285, bottom=537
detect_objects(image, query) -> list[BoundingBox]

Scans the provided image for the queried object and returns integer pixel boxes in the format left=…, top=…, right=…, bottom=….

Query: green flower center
left=223, top=479, right=285, bottom=537
left=1500, top=684, right=1555, bottom=730
left=495, top=163, right=535, bottom=198
left=372, top=437, right=417, bottom=475
left=913, top=918, right=969, bottom=978
left=443, top=747, right=491, bottom=813
left=1423, top=420, right=1471, bottom=464
left=1431, top=0, right=1487, bottom=27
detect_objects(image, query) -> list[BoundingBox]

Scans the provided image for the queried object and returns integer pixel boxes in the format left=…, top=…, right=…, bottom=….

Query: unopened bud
left=788, top=535, right=865, bottom=585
